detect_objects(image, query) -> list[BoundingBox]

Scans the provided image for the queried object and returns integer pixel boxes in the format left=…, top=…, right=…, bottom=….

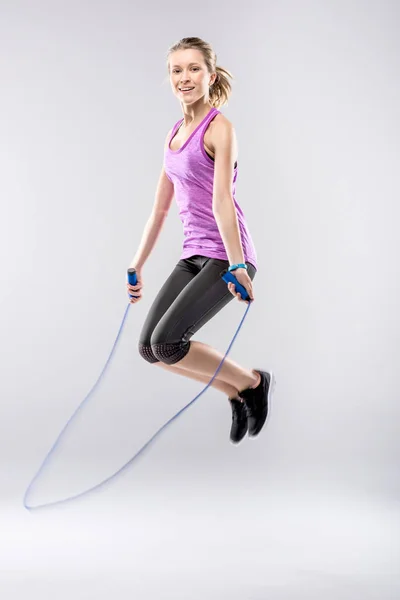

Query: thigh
left=151, top=258, right=257, bottom=345
left=138, top=257, right=200, bottom=345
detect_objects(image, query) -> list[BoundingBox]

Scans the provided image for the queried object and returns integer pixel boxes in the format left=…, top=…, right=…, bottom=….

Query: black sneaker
left=239, top=370, right=275, bottom=437
left=228, top=398, right=248, bottom=444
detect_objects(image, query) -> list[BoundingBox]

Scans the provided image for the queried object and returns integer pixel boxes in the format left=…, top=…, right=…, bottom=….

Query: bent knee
left=151, top=340, right=191, bottom=365
left=138, top=342, right=159, bottom=364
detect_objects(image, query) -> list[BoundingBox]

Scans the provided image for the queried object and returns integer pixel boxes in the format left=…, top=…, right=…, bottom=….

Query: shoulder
left=164, top=126, right=173, bottom=142
left=163, top=119, right=183, bottom=149
left=213, top=111, right=232, bottom=126
left=163, top=126, right=174, bottom=152
left=209, top=112, right=237, bottom=152
left=211, top=111, right=235, bottom=133
left=210, top=112, right=236, bottom=141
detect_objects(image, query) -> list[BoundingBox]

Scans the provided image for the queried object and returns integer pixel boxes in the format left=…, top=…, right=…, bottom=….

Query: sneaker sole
left=230, top=435, right=247, bottom=446
left=248, top=370, right=276, bottom=438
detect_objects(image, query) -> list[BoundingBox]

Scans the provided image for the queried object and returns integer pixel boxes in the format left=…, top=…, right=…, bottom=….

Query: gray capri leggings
left=138, top=254, right=257, bottom=365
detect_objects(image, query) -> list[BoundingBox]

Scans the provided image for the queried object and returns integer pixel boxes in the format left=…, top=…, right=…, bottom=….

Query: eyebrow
left=171, top=62, right=201, bottom=68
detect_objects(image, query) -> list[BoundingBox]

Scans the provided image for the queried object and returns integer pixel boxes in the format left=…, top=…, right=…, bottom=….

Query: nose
left=179, top=71, right=191, bottom=81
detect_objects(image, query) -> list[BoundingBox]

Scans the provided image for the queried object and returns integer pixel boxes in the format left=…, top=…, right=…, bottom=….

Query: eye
left=172, top=67, right=200, bottom=73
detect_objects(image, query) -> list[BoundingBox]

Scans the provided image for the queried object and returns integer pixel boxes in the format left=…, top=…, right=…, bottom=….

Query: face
left=169, top=48, right=216, bottom=105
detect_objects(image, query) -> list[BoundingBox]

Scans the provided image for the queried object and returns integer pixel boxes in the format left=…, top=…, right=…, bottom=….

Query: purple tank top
left=164, top=107, right=258, bottom=270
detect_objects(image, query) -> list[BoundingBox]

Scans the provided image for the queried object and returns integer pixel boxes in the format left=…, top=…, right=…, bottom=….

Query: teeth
left=180, top=88, right=194, bottom=91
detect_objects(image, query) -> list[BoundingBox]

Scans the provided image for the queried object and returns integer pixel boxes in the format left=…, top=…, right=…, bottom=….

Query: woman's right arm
left=129, top=129, right=174, bottom=270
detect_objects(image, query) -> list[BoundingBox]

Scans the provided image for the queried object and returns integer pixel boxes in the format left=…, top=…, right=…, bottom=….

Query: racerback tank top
left=164, top=107, right=258, bottom=270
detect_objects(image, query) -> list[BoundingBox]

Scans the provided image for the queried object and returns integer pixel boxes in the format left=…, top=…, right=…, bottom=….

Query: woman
left=126, top=37, right=274, bottom=444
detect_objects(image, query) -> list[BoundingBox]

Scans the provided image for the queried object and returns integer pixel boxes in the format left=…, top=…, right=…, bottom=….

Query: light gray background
left=1, top=0, right=399, bottom=598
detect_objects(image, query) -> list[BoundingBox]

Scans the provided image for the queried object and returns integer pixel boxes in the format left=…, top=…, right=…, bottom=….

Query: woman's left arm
left=212, top=119, right=254, bottom=302
left=212, top=119, right=244, bottom=265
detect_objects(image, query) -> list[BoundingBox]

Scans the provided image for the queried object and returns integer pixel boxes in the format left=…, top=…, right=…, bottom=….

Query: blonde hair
left=166, top=37, right=234, bottom=108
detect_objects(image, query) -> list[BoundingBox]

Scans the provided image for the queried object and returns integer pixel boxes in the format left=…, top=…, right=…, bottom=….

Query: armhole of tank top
left=200, top=110, right=238, bottom=169
left=200, top=109, right=220, bottom=165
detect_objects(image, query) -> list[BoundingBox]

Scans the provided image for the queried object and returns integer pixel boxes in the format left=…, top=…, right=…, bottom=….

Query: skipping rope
left=23, top=268, right=252, bottom=511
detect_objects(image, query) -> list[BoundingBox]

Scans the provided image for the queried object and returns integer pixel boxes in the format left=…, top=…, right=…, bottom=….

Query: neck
left=180, top=101, right=214, bottom=127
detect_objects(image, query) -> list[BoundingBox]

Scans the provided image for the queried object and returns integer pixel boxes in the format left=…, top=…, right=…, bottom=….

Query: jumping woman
left=126, top=37, right=275, bottom=444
